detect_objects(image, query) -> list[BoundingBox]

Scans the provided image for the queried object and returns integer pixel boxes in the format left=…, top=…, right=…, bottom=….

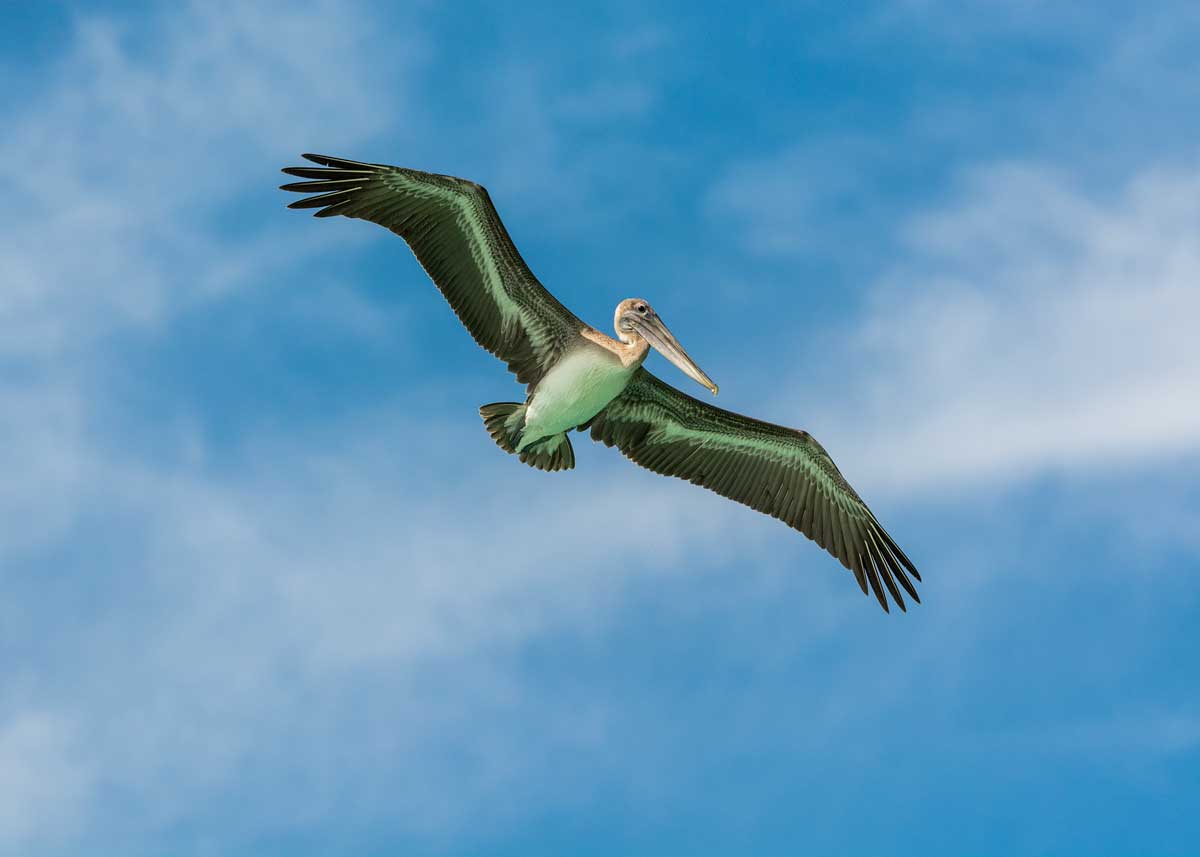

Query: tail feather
left=479, top=402, right=574, bottom=472
left=518, top=433, right=575, bottom=472
left=480, top=402, right=525, bottom=453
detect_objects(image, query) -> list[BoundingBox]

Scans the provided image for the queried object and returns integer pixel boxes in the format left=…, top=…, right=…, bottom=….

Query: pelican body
left=281, top=154, right=922, bottom=612
left=483, top=299, right=717, bottom=471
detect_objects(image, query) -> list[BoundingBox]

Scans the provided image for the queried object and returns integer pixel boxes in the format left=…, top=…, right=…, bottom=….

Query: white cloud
left=0, top=1, right=418, bottom=361
left=705, top=138, right=1200, bottom=497
left=700, top=1, right=1200, bottom=503
left=0, top=0, right=421, bottom=549
left=2, top=414, right=760, bottom=852
left=0, top=11, right=773, bottom=846
left=0, top=2, right=432, bottom=848
left=823, top=160, right=1200, bottom=492
left=8, top=3, right=1197, bottom=853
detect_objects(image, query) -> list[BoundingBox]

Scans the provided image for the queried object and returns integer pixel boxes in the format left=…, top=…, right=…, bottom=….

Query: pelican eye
left=636, top=304, right=647, bottom=314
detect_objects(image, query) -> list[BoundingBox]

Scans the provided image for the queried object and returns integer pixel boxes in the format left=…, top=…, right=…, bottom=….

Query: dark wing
left=589, top=369, right=921, bottom=612
left=281, top=153, right=582, bottom=388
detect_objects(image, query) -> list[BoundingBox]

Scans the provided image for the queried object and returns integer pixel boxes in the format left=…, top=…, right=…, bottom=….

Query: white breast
left=522, top=347, right=637, bottom=444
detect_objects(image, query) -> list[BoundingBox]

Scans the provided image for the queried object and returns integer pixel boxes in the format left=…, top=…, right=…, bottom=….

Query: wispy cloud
left=5, top=3, right=1199, bottom=855
left=0, top=9, right=765, bottom=851
left=6, top=412, right=759, bottom=850
left=0, top=2, right=418, bottom=359
left=0, top=2, right=435, bottom=848
left=0, top=0, right=421, bottom=549
left=703, top=3, right=1200, bottom=497
left=825, top=159, right=1200, bottom=492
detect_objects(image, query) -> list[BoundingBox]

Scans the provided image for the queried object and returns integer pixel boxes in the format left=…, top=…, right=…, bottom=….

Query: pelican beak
left=634, top=313, right=719, bottom=395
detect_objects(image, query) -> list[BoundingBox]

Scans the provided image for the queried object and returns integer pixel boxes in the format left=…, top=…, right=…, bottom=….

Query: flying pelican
left=280, top=153, right=921, bottom=612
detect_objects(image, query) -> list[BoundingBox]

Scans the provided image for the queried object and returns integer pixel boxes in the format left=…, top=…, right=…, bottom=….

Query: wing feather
left=590, top=369, right=921, bottom=611
left=281, top=153, right=582, bottom=388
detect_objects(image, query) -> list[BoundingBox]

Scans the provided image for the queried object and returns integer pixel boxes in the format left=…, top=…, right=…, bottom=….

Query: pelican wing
left=589, top=369, right=921, bottom=612
left=281, top=154, right=582, bottom=387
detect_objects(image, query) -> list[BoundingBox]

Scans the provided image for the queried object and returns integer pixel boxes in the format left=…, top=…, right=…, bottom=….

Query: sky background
left=2, top=2, right=1199, bottom=855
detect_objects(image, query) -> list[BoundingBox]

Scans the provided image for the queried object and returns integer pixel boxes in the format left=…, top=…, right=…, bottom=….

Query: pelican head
left=615, top=298, right=718, bottom=395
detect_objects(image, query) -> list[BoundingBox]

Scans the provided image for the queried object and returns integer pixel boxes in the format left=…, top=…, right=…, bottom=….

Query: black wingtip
left=301, top=152, right=380, bottom=171
left=863, top=561, right=890, bottom=613
left=286, top=195, right=330, bottom=210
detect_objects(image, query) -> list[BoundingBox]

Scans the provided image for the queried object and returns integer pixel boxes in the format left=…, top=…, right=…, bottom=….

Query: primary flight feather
left=280, top=153, right=921, bottom=612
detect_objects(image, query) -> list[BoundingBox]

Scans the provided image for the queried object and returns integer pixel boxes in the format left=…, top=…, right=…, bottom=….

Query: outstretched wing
left=589, top=369, right=921, bottom=612
left=281, top=153, right=583, bottom=388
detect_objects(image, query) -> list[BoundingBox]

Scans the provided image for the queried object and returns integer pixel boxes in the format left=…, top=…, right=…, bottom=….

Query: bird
left=280, top=153, right=921, bottom=612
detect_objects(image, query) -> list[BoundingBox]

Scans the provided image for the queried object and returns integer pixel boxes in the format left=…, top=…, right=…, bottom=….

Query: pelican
left=280, top=154, right=921, bottom=612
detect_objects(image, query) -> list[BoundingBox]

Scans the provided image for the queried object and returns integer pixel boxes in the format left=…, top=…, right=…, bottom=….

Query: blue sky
left=2, top=2, right=1198, bottom=855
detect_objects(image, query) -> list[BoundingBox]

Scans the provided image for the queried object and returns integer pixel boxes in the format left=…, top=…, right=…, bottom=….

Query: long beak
left=634, top=314, right=719, bottom=395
